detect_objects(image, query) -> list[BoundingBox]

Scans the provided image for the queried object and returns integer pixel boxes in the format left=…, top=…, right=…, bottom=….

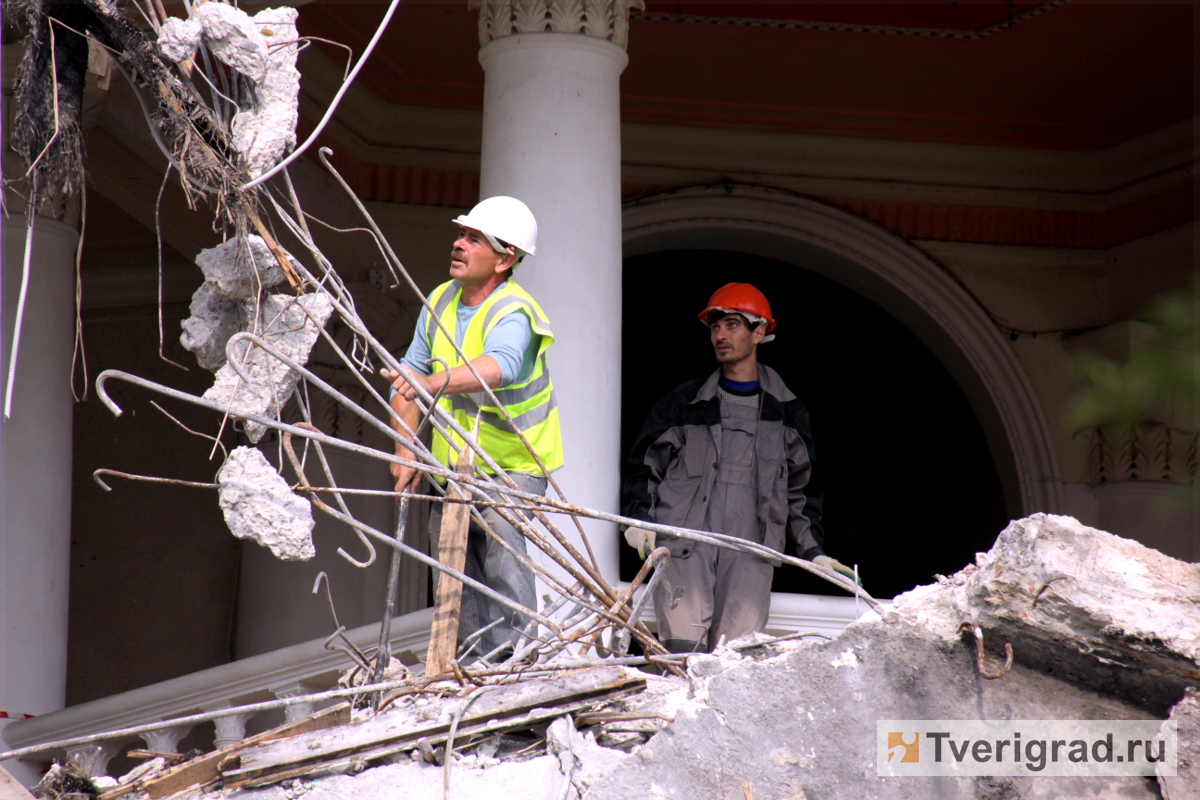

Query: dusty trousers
left=653, top=541, right=774, bottom=653
left=428, top=472, right=544, bottom=659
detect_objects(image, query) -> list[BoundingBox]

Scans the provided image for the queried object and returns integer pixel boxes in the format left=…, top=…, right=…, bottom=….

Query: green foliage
left=1066, top=283, right=1199, bottom=433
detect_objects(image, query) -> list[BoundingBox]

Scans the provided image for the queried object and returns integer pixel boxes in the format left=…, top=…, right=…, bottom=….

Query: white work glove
left=813, top=555, right=859, bottom=584
left=623, top=526, right=656, bottom=560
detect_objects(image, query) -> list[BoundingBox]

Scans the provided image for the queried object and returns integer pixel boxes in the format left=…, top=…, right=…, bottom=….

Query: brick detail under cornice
left=308, top=147, right=1194, bottom=248
left=824, top=181, right=1196, bottom=249
left=315, top=146, right=481, bottom=209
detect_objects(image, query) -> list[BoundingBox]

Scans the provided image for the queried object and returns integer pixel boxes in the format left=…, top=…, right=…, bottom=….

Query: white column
left=1, top=216, right=79, bottom=785
left=475, top=1, right=635, bottom=585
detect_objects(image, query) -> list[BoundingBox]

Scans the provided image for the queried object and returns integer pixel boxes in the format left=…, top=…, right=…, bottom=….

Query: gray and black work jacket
left=621, top=365, right=825, bottom=562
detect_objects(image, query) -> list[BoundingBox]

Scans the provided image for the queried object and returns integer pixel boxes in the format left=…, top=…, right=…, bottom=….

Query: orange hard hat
left=698, top=283, right=776, bottom=335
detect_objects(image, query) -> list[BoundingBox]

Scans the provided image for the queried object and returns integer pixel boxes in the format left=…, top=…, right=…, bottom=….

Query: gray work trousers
left=428, top=472, right=544, bottom=659
left=654, top=540, right=774, bottom=653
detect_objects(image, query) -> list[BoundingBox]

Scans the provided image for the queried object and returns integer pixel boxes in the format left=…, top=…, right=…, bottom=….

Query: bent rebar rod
left=222, top=332, right=623, bottom=617
left=315, top=148, right=603, bottom=575
left=0, top=676, right=420, bottom=763
left=94, top=371, right=875, bottom=606
left=227, top=326, right=624, bottom=616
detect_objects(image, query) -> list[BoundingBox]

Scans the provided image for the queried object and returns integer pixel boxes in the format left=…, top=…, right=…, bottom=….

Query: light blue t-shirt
left=400, top=281, right=540, bottom=386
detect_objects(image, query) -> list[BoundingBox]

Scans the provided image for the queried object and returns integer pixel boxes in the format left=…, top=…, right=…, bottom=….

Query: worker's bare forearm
left=389, top=393, right=422, bottom=452
left=432, top=356, right=503, bottom=395
left=382, top=356, right=503, bottom=406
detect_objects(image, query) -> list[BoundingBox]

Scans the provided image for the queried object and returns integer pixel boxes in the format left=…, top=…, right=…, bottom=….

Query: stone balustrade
left=3, top=592, right=871, bottom=779
left=3, top=608, right=432, bottom=777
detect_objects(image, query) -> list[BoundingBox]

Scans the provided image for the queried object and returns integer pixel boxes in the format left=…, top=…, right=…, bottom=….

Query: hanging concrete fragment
left=195, top=1, right=269, bottom=81
left=181, top=235, right=286, bottom=372
left=230, top=7, right=301, bottom=177
left=157, top=17, right=203, bottom=64
left=180, top=282, right=250, bottom=372
left=204, top=292, right=335, bottom=442
left=217, top=446, right=315, bottom=561
left=196, top=236, right=288, bottom=300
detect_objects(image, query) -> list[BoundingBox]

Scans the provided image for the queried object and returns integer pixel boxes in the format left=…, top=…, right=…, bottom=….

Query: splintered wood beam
left=425, top=445, right=476, bottom=674
left=220, top=666, right=646, bottom=790
left=120, top=703, right=350, bottom=800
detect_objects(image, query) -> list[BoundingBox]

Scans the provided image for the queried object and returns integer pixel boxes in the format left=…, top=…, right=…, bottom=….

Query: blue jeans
left=428, top=472, right=544, bottom=659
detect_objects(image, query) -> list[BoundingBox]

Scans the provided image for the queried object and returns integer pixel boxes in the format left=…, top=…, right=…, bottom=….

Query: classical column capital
left=469, top=0, right=645, bottom=49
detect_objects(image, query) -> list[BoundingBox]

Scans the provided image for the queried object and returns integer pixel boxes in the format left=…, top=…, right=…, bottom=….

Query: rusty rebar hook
left=312, top=571, right=372, bottom=671
left=960, top=622, right=1013, bottom=680
left=414, top=357, right=452, bottom=439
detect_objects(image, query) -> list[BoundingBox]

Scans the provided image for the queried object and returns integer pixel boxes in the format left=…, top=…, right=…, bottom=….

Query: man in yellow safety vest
left=382, top=196, right=563, bottom=660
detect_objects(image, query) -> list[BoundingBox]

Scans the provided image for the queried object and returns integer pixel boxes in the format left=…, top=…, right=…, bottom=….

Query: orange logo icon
left=887, top=732, right=920, bottom=763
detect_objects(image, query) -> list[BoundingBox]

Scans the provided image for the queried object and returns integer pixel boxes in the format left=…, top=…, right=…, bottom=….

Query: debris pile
left=20, top=515, right=1194, bottom=800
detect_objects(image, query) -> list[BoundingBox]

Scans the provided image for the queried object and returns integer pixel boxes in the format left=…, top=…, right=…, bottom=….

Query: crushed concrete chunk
left=204, top=292, right=334, bottom=442
left=889, top=513, right=1200, bottom=711
left=180, top=282, right=249, bottom=372
left=1159, top=687, right=1199, bottom=800
left=230, top=7, right=300, bottom=177
left=195, top=1, right=269, bottom=81
left=157, top=17, right=203, bottom=64
left=217, top=447, right=314, bottom=561
left=196, top=236, right=288, bottom=300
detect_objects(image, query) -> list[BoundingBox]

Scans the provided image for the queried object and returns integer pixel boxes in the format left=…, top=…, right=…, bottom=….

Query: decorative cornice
left=1085, top=424, right=1198, bottom=486
left=470, top=0, right=645, bottom=49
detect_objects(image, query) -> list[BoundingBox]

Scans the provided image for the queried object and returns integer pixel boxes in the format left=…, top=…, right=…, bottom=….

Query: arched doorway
left=620, top=186, right=1063, bottom=597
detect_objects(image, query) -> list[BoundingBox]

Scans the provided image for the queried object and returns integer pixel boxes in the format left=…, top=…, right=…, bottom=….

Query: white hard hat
left=453, top=196, right=538, bottom=258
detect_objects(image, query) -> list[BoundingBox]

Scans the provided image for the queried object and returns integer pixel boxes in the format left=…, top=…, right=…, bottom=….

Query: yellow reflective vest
left=424, top=279, right=564, bottom=476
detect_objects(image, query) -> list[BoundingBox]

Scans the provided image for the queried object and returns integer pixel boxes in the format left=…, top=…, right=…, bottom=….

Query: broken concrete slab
left=195, top=1, right=269, bottom=82
left=196, top=236, right=288, bottom=300
left=217, top=447, right=315, bottom=561
left=1159, top=687, right=1199, bottom=800
left=890, top=513, right=1200, bottom=712
left=588, top=624, right=1165, bottom=800
left=181, top=282, right=250, bottom=373
left=89, top=516, right=1200, bottom=800
left=203, top=292, right=335, bottom=442
left=230, top=7, right=301, bottom=178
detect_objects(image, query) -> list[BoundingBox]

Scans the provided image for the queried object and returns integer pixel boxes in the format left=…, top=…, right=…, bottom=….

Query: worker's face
left=710, top=313, right=764, bottom=365
left=450, top=226, right=515, bottom=288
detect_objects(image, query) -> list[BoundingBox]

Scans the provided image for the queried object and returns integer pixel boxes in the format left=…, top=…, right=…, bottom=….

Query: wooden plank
left=221, top=667, right=644, bottom=789
left=235, top=684, right=647, bottom=790
left=0, top=764, right=37, bottom=800
left=425, top=445, right=476, bottom=674
left=133, top=703, right=350, bottom=799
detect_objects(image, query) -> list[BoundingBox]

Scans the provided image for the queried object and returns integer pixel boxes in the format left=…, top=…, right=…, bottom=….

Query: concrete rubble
left=181, top=236, right=288, bottom=372
left=80, top=513, right=1196, bottom=800
left=201, top=291, right=335, bottom=442
left=156, top=17, right=204, bottom=65
left=193, top=2, right=269, bottom=82
left=158, top=2, right=301, bottom=177
left=229, top=7, right=301, bottom=178
left=216, top=446, right=315, bottom=561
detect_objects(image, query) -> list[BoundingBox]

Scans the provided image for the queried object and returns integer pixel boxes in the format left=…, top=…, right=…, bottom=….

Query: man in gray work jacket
left=620, top=283, right=855, bottom=654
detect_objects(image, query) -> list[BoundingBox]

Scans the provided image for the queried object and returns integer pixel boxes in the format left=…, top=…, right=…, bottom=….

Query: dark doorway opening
left=619, top=250, right=1009, bottom=599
